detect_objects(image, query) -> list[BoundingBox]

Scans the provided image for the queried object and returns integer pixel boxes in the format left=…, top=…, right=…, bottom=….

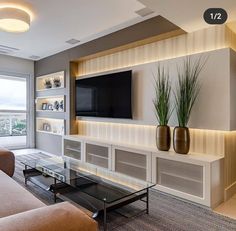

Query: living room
left=0, top=0, right=236, bottom=231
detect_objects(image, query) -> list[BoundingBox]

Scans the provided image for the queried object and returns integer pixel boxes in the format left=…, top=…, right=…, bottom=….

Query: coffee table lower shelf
left=23, top=167, right=150, bottom=231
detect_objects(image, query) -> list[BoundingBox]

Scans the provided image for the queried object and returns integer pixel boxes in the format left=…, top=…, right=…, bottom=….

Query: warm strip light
left=0, top=7, right=30, bottom=32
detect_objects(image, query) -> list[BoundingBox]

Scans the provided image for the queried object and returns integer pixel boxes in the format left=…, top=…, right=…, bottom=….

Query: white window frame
left=0, top=71, right=34, bottom=149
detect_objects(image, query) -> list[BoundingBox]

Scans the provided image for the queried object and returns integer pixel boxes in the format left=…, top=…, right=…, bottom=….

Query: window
left=0, top=75, right=27, bottom=148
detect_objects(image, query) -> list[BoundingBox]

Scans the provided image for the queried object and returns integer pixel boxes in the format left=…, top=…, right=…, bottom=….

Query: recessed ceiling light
left=66, top=39, right=80, bottom=45
left=135, top=7, right=154, bottom=17
left=0, top=7, right=30, bottom=33
left=29, top=55, right=40, bottom=60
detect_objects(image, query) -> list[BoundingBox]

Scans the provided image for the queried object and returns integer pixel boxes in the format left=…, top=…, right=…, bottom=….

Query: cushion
left=0, top=202, right=98, bottom=231
left=0, top=171, right=45, bottom=218
left=0, top=147, right=15, bottom=177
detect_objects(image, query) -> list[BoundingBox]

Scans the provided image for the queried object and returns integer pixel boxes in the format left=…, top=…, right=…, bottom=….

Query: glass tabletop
left=21, top=156, right=155, bottom=203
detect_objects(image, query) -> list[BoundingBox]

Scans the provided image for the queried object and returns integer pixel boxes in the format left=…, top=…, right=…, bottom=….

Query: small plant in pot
left=44, top=79, right=52, bottom=89
left=173, top=57, right=205, bottom=154
left=153, top=65, right=172, bottom=151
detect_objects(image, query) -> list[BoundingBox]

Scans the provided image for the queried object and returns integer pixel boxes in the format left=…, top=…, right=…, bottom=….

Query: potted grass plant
left=173, top=57, right=205, bottom=154
left=153, top=65, right=172, bottom=151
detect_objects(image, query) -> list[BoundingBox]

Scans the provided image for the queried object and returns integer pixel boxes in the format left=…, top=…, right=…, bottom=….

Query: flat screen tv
left=75, top=70, right=132, bottom=118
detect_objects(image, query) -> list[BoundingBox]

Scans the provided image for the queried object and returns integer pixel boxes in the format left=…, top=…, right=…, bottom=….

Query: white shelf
left=36, top=86, right=64, bottom=92
left=160, top=171, right=202, bottom=184
left=36, top=110, right=64, bottom=113
left=65, top=147, right=81, bottom=153
left=117, top=160, right=146, bottom=170
left=36, top=130, right=62, bottom=136
left=36, top=71, right=65, bottom=92
left=87, top=152, right=108, bottom=160
left=64, top=135, right=223, bottom=164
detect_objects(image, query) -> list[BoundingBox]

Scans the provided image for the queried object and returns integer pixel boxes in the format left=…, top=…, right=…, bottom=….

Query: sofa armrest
left=0, top=202, right=98, bottom=231
left=0, top=148, right=15, bottom=177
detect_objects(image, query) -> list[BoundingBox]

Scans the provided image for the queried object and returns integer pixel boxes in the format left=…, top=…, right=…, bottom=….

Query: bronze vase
left=156, top=125, right=171, bottom=151
left=173, top=127, right=190, bottom=154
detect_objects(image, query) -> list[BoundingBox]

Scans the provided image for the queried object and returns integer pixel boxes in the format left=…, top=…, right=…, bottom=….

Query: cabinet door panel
left=85, top=143, right=109, bottom=169
left=64, top=139, right=81, bottom=160
left=156, top=158, right=203, bottom=197
left=115, top=149, right=147, bottom=180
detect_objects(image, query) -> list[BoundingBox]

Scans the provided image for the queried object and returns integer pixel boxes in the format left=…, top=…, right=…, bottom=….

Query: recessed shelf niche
left=36, top=71, right=64, bottom=91
left=36, top=95, right=65, bottom=112
left=36, top=118, right=65, bottom=136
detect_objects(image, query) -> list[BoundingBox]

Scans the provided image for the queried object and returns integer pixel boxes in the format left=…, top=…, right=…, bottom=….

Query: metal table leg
left=54, top=178, right=57, bottom=203
left=146, top=188, right=149, bottom=214
left=103, top=199, right=107, bottom=231
left=25, top=165, right=27, bottom=185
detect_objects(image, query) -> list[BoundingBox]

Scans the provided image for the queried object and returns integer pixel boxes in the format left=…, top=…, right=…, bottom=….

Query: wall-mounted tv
left=75, top=70, right=132, bottom=119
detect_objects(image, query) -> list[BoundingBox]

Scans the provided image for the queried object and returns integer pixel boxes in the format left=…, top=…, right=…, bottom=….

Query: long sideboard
left=62, top=135, right=224, bottom=208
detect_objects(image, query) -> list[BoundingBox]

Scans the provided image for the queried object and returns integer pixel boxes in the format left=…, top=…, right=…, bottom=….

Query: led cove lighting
left=0, top=7, right=30, bottom=32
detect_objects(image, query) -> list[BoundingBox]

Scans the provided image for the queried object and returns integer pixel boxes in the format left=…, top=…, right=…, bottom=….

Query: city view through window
left=0, top=113, right=26, bottom=137
left=0, top=76, right=27, bottom=147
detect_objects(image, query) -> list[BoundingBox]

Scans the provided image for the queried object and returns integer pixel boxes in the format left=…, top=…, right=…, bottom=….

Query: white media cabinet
left=62, top=135, right=224, bottom=208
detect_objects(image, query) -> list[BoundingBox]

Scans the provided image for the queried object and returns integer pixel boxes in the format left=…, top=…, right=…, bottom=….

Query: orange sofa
left=0, top=171, right=98, bottom=231
left=0, top=147, right=15, bottom=177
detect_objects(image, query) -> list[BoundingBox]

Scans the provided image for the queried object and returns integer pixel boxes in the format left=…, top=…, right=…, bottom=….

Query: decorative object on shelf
left=53, top=77, right=61, bottom=88
left=43, top=123, right=51, bottom=132
left=59, top=100, right=64, bottom=111
left=61, top=126, right=64, bottom=134
left=42, top=103, right=47, bottom=110
left=153, top=65, right=172, bottom=151
left=38, top=98, right=64, bottom=112
left=37, top=118, right=64, bottom=135
left=173, top=57, right=206, bottom=154
left=47, top=104, right=53, bottom=110
left=53, top=101, right=60, bottom=111
left=44, top=79, right=52, bottom=89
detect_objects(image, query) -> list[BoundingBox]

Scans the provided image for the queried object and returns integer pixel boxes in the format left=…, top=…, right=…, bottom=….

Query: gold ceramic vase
left=173, top=127, right=190, bottom=154
left=156, top=125, right=171, bottom=151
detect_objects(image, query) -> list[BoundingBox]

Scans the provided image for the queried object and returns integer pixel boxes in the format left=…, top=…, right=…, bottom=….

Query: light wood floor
left=215, top=194, right=236, bottom=219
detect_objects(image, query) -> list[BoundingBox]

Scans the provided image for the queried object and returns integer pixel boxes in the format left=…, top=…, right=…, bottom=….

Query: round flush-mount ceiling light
left=0, top=7, right=30, bottom=32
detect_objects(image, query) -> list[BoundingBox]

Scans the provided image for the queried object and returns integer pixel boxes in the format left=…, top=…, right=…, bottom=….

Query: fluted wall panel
left=78, top=121, right=225, bottom=156
left=78, top=25, right=228, bottom=76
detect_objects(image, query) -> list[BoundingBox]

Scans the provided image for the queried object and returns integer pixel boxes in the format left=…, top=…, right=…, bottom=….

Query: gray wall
left=35, top=16, right=182, bottom=155
left=35, top=56, right=68, bottom=155
left=0, top=54, right=34, bottom=75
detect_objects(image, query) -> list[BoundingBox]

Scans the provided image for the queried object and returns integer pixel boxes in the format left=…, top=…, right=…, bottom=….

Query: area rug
left=13, top=153, right=236, bottom=231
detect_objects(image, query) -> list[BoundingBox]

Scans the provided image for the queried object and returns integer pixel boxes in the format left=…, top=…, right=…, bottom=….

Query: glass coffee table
left=21, top=156, right=155, bottom=231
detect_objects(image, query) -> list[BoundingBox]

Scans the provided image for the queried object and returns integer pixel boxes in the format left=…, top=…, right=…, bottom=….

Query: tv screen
left=75, top=70, right=132, bottom=118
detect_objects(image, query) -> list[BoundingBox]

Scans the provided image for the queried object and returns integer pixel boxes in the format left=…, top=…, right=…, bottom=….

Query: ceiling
left=138, top=0, right=236, bottom=32
left=0, top=0, right=236, bottom=60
